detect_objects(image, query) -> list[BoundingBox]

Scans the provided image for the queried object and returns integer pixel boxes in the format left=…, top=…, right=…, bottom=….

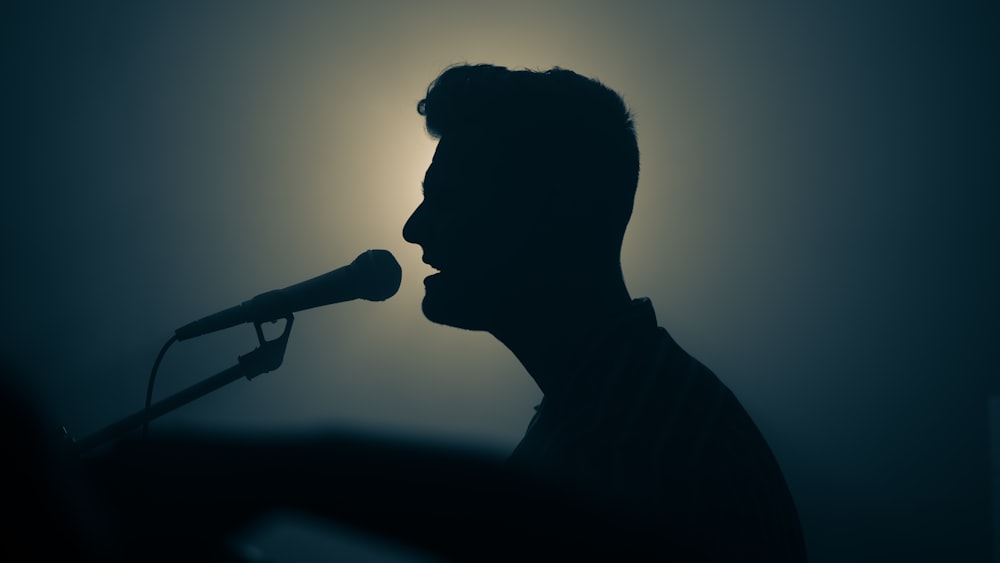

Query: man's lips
left=420, top=255, right=443, bottom=285
left=423, top=270, right=450, bottom=290
left=422, top=255, right=444, bottom=273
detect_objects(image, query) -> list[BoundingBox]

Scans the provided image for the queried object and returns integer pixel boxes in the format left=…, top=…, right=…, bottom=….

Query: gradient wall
left=2, top=2, right=997, bottom=561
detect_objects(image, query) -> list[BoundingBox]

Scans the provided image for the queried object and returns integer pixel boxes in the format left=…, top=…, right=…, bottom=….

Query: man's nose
left=402, top=201, right=426, bottom=245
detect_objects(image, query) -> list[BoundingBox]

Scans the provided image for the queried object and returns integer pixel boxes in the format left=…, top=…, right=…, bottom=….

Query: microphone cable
left=143, top=334, right=178, bottom=438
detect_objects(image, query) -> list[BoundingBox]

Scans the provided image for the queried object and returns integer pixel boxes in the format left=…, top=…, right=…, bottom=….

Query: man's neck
left=488, top=272, right=632, bottom=396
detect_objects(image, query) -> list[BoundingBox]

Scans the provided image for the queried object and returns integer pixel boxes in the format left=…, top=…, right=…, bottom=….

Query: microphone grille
left=352, top=249, right=402, bottom=301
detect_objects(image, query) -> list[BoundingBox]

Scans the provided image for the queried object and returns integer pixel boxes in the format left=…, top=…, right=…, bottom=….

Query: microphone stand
left=66, top=315, right=295, bottom=456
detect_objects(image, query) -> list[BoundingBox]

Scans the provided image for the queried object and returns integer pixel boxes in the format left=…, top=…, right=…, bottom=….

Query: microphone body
left=175, top=249, right=401, bottom=341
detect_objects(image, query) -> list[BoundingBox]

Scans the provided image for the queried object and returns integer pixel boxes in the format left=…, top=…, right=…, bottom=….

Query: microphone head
left=351, top=249, right=402, bottom=301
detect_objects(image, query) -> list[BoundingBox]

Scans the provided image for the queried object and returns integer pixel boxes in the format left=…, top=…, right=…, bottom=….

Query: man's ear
left=546, top=179, right=597, bottom=223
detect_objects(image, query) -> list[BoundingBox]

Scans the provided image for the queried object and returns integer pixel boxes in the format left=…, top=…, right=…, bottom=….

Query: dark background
left=2, top=1, right=997, bottom=561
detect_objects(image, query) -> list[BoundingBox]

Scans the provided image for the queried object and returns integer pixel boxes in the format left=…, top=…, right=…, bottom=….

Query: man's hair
left=417, top=64, right=640, bottom=248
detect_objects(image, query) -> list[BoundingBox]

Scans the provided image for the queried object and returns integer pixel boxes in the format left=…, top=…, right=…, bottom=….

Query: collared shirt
left=508, top=298, right=807, bottom=562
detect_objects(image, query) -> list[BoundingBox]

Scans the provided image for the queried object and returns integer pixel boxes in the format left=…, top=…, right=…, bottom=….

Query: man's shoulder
left=613, top=320, right=731, bottom=415
left=605, top=322, right=784, bottom=477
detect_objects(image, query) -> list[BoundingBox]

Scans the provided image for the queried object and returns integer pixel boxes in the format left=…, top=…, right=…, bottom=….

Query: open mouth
left=422, top=256, right=444, bottom=282
left=423, top=255, right=443, bottom=272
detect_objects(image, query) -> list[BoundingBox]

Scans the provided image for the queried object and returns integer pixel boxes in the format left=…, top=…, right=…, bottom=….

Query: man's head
left=403, top=64, right=640, bottom=330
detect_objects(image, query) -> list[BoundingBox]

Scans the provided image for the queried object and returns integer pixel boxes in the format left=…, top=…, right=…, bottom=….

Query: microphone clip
left=238, top=314, right=295, bottom=381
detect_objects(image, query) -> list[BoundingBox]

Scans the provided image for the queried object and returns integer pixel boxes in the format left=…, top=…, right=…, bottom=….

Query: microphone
left=174, top=249, right=402, bottom=341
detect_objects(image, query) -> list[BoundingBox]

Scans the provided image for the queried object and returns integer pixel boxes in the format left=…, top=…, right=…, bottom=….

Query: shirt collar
left=543, top=297, right=659, bottom=403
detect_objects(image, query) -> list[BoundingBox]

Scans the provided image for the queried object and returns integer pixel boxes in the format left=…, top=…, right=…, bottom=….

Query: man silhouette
left=403, top=64, right=807, bottom=562
left=76, top=64, right=806, bottom=563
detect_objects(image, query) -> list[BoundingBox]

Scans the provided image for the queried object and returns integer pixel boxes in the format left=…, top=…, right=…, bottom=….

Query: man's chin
left=420, top=295, right=489, bottom=331
left=420, top=279, right=493, bottom=331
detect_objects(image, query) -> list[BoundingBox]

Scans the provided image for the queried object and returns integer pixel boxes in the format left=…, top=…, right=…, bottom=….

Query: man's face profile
left=403, top=135, right=546, bottom=331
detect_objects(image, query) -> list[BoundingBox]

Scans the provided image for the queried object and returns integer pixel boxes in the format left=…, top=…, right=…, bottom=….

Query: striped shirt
left=508, top=298, right=807, bottom=562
